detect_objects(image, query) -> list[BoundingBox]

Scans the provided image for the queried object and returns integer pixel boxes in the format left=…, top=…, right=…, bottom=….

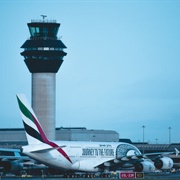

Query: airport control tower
left=20, top=16, right=67, bottom=140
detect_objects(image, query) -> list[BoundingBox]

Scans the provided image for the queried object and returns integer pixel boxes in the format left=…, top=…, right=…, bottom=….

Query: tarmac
left=1, top=173, right=180, bottom=180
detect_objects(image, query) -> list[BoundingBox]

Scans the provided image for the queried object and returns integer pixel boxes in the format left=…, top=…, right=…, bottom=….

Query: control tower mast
left=20, top=16, right=67, bottom=140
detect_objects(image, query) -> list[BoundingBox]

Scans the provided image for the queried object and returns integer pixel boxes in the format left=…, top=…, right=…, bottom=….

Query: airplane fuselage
left=22, top=141, right=141, bottom=172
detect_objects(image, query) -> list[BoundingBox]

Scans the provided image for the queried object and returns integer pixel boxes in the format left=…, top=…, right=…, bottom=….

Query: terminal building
left=1, top=127, right=180, bottom=154
left=0, top=127, right=119, bottom=148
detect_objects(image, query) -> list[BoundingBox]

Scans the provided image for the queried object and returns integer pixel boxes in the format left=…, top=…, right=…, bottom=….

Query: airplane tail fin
left=16, top=94, right=49, bottom=145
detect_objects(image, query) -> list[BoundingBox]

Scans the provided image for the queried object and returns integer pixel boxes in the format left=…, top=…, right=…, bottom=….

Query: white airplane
left=16, top=94, right=179, bottom=174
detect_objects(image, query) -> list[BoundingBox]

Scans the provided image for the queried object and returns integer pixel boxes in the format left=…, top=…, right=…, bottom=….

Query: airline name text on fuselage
left=82, top=148, right=114, bottom=157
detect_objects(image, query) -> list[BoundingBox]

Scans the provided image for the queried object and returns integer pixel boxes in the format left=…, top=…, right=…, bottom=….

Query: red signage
left=119, top=172, right=144, bottom=179
left=120, top=172, right=136, bottom=179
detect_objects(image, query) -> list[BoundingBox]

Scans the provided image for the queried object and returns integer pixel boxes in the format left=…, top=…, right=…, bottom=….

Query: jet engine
left=0, top=161, right=23, bottom=173
left=154, top=157, right=173, bottom=170
left=134, top=161, right=155, bottom=172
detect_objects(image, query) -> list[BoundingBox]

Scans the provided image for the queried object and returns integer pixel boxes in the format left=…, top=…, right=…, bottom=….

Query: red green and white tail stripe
left=16, top=94, right=72, bottom=163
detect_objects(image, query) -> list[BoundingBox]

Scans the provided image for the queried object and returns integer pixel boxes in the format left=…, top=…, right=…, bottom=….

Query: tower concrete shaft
left=20, top=18, right=67, bottom=140
left=32, top=73, right=55, bottom=140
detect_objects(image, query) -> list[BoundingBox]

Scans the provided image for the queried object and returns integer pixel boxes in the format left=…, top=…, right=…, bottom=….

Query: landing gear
left=63, top=172, right=111, bottom=178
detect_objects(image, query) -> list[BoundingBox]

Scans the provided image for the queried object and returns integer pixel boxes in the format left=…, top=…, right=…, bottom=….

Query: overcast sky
left=0, top=0, right=180, bottom=144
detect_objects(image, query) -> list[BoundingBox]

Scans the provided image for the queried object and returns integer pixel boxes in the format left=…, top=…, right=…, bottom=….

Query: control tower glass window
left=29, top=25, right=59, bottom=38
left=29, top=27, right=40, bottom=37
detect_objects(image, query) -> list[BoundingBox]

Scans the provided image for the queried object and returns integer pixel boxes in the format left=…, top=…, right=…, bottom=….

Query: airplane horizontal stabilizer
left=30, top=145, right=66, bottom=153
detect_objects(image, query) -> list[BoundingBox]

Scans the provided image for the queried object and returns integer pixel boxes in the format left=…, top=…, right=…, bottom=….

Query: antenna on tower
left=41, top=15, right=47, bottom=21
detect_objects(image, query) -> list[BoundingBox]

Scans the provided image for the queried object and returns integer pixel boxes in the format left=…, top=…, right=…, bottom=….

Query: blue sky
left=0, top=0, right=180, bottom=144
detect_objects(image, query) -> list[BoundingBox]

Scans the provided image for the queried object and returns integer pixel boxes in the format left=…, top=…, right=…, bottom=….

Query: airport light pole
left=142, top=125, right=145, bottom=154
left=142, top=125, right=145, bottom=144
left=168, top=127, right=171, bottom=144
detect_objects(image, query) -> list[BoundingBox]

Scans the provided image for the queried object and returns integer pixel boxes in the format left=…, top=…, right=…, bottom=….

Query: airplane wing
left=0, top=148, right=29, bottom=160
left=94, top=148, right=179, bottom=173
left=0, top=148, right=43, bottom=173
left=115, top=148, right=180, bottom=160
left=93, top=157, right=137, bottom=172
left=0, top=156, right=30, bottom=161
left=144, top=148, right=180, bottom=158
